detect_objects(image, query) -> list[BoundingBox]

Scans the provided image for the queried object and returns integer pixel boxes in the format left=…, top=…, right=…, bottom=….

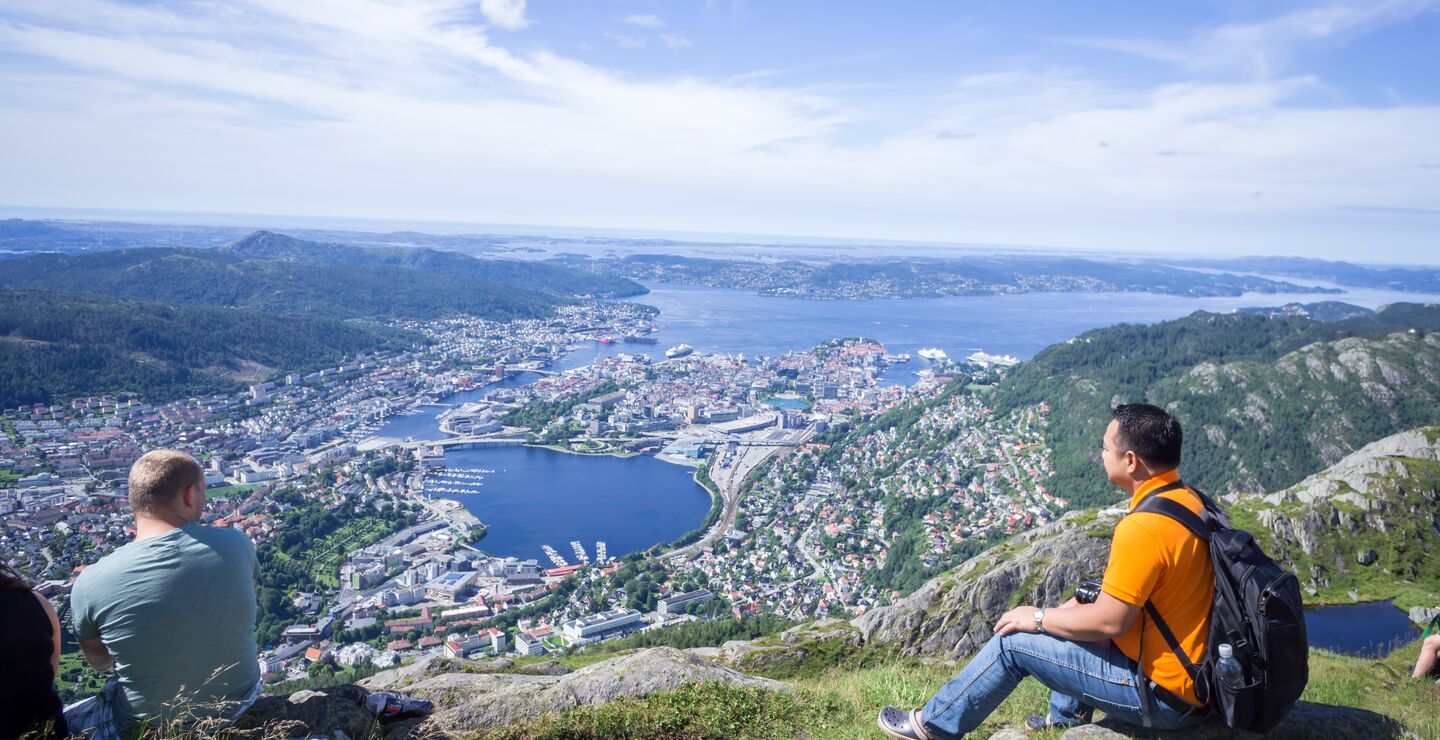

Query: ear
left=180, top=483, right=198, bottom=510
left=1124, top=450, right=1140, bottom=475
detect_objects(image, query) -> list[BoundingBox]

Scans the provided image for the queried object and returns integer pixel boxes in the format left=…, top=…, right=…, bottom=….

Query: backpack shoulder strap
left=1130, top=484, right=1212, bottom=708
left=1131, top=491, right=1212, bottom=542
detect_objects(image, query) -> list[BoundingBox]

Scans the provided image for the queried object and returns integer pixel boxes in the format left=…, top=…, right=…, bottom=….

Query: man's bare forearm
left=79, top=638, right=114, bottom=672
left=1032, top=603, right=1126, bottom=641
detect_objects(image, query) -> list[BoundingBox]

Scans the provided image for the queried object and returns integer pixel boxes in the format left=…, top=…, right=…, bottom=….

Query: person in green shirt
left=66, top=450, right=261, bottom=738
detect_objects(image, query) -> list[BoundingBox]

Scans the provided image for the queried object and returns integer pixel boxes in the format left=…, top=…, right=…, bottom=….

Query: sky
left=0, top=0, right=1437, bottom=261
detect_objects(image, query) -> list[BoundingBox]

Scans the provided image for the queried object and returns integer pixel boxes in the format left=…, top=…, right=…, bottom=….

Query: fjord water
left=444, top=446, right=712, bottom=563
left=384, top=282, right=1440, bottom=562
left=1304, top=600, right=1420, bottom=657
left=561, top=282, right=1440, bottom=380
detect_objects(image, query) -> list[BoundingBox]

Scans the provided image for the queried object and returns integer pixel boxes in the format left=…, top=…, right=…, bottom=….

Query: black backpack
left=1130, top=481, right=1309, bottom=734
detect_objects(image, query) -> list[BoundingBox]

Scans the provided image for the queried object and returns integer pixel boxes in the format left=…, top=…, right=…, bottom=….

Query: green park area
left=206, top=482, right=262, bottom=498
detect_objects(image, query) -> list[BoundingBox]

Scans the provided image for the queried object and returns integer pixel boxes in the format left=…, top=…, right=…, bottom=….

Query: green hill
left=0, top=247, right=573, bottom=320
left=991, top=303, right=1440, bottom=507
left=0, top=288, right=420, bottom=407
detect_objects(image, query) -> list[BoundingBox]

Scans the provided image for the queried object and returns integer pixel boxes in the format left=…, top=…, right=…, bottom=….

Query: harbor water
left=440, top=446, right=712, bottom=563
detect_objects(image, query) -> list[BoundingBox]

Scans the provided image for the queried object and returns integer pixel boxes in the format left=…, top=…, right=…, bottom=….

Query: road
left=661, top=425, right=814, bottom=561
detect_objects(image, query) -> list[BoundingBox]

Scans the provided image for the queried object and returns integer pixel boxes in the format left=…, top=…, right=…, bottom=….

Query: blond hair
left=129, top=449, right=204, bottom=516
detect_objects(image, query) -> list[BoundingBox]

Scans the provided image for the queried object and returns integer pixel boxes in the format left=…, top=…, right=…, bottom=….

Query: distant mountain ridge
left=1181, top=256, right=1440, bottom=293
left=556, top=252, right=1343, bottom=299
left=222, top=230, right=645, bottom=298
left=992, top=303, right=1440, bottom=507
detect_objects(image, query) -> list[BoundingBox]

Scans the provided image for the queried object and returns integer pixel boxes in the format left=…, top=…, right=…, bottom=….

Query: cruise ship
left=623, top=334, right=659, bottom=344
left=917, top=347, right=948, bottom=361
left=665, top=343, right=694, bottom=359
left=966, top=350, right=1020, bottom=368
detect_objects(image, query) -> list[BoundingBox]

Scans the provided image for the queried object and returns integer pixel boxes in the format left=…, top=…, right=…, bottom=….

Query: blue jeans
left=920, top=632, right=1205, bottom=739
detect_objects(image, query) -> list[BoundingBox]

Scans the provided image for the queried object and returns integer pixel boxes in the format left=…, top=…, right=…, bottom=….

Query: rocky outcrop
left=1230, top=428, right=1440, bottom=596
left=854, top=509, right=1117, bottom=659
left=233, top=684, right=381, bottom=739
left=357, top=647, right=786, bottom=735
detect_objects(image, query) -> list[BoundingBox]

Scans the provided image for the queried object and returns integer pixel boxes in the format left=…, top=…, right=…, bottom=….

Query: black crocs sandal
left=878, top=706, right=934, bottom=740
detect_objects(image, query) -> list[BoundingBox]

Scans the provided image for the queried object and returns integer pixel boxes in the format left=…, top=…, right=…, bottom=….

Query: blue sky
left=0, top=0, right=1437, bottom=261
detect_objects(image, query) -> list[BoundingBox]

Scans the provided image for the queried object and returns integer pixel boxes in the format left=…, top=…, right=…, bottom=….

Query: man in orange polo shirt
left=879, top=404, right=1211, bottom=739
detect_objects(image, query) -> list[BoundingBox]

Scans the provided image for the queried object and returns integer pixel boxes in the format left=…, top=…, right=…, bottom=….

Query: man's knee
left=994, top=630, right=1060, bottom=658
left=1424, top=634, right=1440, bottom=652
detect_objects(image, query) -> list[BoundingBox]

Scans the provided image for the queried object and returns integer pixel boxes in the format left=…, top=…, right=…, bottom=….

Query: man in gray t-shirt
left=69, top=450, right=260, bottom=732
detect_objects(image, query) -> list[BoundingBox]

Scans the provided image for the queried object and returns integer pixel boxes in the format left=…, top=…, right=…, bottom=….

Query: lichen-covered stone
left=380, top=647, right=788, bottom=734
left=232, top=684, right=380, bottom=739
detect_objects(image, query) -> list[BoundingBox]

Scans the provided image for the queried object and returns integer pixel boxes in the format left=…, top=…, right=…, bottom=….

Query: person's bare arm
left=79, top=637, right=114, bottom=672
left=35, top=592, right=61, bottom=676
left=994, top=593, right=1140, bottom=642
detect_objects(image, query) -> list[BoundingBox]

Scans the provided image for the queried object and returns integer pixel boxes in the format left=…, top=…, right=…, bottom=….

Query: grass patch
left=1008, top=571, right=1042, bottom=608
left=485, top=640, right=1440, bottom=739
left=1306, top=640, right=1440, bottom=738
left=510, top=652, right=617, bottom=671
left=206, top=483, right=261, bottom=498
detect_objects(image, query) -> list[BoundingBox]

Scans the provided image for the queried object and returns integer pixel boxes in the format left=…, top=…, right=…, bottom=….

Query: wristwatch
left=1033, top=609, right=1046, bottom=634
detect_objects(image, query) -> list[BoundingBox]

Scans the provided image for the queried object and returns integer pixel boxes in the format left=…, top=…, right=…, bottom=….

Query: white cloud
left=661, top=33, right=692, bottom=49
left=1055, top=0, right=1439, bottom=77
left=479, top=0, right=529, bottom=31
left=0, top=0, right=1435, bottom=258
left=604, top=31, right=645, bottom=49
left=623, top=14, right=664, bottom=28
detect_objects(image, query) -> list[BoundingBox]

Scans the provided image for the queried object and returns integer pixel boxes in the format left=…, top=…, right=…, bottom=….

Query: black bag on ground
left=1131, top=482, right=1309, bottom=734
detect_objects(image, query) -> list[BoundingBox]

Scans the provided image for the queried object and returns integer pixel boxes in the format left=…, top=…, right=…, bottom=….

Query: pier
left=541, top=544, right=569, bottom=568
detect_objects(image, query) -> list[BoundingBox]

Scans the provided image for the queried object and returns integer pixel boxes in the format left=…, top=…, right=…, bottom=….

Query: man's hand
left=994, top=605, right=1041, bottom=637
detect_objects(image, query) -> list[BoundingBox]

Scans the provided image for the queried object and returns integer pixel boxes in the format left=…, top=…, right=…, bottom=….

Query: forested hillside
left=0, top=288, right=420, bottom=407
left=992, top=303, right=1440, bottom=506
left=0, top=248, right=572, bottom=320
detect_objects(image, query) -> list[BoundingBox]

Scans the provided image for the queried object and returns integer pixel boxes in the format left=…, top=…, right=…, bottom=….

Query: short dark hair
left=1111, top=403, right=1182, bottom=469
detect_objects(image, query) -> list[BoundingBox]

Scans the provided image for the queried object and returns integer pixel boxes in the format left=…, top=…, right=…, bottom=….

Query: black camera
left=1074, top=578, right=1103, bottom=605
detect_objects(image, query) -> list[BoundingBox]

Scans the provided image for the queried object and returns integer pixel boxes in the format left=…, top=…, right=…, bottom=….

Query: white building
left=514, top=629, right=548, bottom=656
left=335, top=642, right=376, bottom=668
left=561, top=608, right=643, bottom=646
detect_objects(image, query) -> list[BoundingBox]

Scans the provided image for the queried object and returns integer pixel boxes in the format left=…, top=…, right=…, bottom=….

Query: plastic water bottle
left=1215, top=643, right=1244, bottom=690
